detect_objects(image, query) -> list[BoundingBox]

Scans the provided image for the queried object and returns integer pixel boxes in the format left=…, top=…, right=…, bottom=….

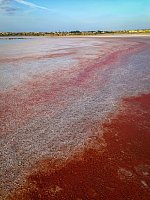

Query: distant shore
left=0, top=33, right=150, bottom=40
left=0, top=29, right=150, bottom=38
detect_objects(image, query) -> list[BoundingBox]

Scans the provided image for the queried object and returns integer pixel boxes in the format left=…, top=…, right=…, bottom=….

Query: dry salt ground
left=0, top=36, right=150, bottom=199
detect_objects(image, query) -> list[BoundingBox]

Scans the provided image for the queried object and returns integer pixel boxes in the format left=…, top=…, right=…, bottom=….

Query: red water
left=9, top=94, right=150, bottom=200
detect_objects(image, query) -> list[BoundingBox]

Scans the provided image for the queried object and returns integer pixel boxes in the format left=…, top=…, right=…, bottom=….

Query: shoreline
left=0, top=33, right=150, bottom=40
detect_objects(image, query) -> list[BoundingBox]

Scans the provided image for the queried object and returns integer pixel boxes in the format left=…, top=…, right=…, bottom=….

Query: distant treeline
left=0, top=29, right=150, bottom=36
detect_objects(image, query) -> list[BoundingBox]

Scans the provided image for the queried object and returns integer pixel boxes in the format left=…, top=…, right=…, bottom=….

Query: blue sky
left=0, top=0, right=149, bottom=32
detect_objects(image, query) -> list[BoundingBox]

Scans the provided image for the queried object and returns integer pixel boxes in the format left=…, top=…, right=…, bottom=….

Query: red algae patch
left=8, top=94, right=150, bottom=200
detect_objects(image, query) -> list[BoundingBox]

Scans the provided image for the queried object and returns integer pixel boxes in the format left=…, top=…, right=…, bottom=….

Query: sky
left=0, top=0, right=149, bottom=32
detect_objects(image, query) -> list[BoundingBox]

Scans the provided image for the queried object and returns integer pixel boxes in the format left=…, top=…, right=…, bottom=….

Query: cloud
left=0, top=0, right=10, bottom=3
left=0, top=0, right=52, bottom=15
left=0, top=0, right=19, bottom=14
left=2, top=6, right=18, bottom=14
left=14, top=0, right=51, bottom=11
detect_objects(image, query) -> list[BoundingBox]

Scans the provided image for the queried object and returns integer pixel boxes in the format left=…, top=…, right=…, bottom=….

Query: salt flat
left=0, top=37, right=150, bottom=199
